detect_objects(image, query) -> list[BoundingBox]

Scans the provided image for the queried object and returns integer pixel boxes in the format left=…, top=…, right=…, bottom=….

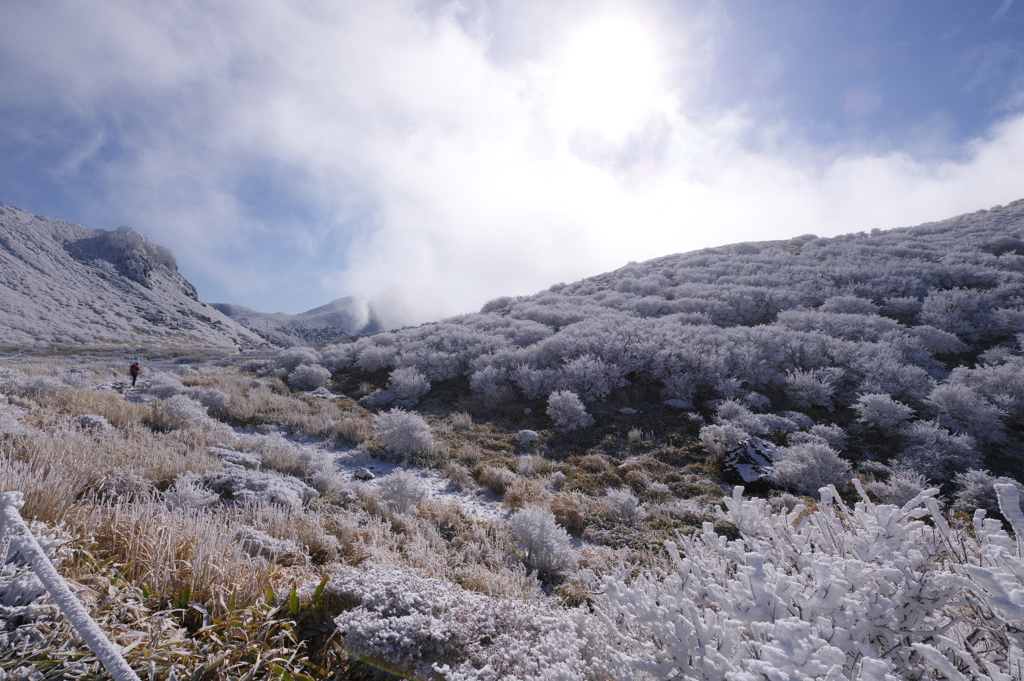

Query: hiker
left=129, top=362, right=140, bottom=387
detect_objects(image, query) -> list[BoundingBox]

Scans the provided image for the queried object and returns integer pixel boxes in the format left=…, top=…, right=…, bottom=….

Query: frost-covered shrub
left=594, top=484, right=1024, bottom=681
left=926, top=383, right=1005, bottom=443
left=508, top=505, right=577, bottom=575
left=164, top=475, right=221, bottom=509
left=77, top=414, right=112, bottom=432
left=516, top=429, right=539, bottom=444
left=699, top=423, right=748, bottom=457
left=374, top=408, right=435, bottom=456
left=920, top=288, right=999, bottom=343
left=601, top=488, right=645, bottom=523
left=854, top=393, right=914, bottom=431
left=470, top=365, right=506, bottom=400
left=449, top=412, right=472, bottom=430
left=235, top=526, right=303, bottom=562
left=546, top=390, right=593, bottom=430
left=194, top=468, right=318, bottom=509
left=185, top=387, right=231, bottom=410
left=510, top=364, right=557, bottom=400
left=819, top=296, right=879, bottom=315
left=864, top=468, right=928, bottom=506
left=277, top=346, right=320, bottom=372
left=912, top=325, right=968, bottom=355
left=157, top=394, right=211, bottom=430
left=785, top=368, right=842, bottom=411
left=808, top=423, right=847, bottom=450
left=769, top=443, right=851, bottom=496
left=355, top=344, right=398, bottom=371
left=952, top=469, right=1023, bottom=516
left=386, top=367, right=430, bottom=407
left=895, top=420, right=982, bottom=481
left=378, top=469, right=428, bottom=513
left=324, top=563, right=591, bottom=681
left=143, top=371, right=185, bottom=399
left=288, top=363, right=331, bottom=391
left=558, top=354, right=623, bottom=403
left=0, top=400, right=29, bottom=435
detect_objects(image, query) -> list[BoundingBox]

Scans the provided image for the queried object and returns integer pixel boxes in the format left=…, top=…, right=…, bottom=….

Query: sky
left=2, top=1, right=1024, bottom=319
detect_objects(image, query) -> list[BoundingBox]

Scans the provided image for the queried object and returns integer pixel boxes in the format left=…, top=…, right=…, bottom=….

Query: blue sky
left=1, top=1, right=1023, bottom=317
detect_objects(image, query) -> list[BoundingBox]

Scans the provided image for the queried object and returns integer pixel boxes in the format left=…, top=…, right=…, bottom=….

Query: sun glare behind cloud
left=551, top=18, right=662, bottom=140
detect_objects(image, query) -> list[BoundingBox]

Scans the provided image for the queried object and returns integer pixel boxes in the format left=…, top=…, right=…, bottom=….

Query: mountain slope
left=0, top=203, right=268, bottom=350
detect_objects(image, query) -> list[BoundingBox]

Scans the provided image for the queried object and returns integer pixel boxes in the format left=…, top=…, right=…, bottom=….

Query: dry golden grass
left=502, top=478, right=553, bottom=512
left=550, top=491, right=590, bottom=536
left=478, top=465, right=517, bottom=496
left=580, top=453, right=611, bottom=472
left=67, top=501, right=296, bottom=606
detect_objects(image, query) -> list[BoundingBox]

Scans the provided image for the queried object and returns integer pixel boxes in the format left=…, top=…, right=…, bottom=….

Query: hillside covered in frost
left=313, top=198, right=1024, bottom=500
left=0, top=203, right=267, bottom=350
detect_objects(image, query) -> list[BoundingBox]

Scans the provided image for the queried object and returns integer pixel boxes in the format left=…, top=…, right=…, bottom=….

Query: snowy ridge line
left=0, top=492, right=141, bottom=681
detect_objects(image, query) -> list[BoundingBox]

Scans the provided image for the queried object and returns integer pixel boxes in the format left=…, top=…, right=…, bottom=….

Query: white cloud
left=2, top=0, right=1023, bottom=315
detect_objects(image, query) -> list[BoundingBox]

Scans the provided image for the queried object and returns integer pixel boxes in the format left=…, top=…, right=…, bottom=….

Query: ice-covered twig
left=0, top=491, right=141, bottom=681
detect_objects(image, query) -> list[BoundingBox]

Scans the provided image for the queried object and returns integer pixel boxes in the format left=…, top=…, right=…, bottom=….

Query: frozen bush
left=920, top=288, right=998, bottom=343
left=769, top=443, right=851, bottom=496
left=197, top=467, right=318, bottom=509
left=854, top=393, right=914, bottom=432
left=785, top=368, right=842, bottom=411
left=444, top=463, right=475, bottom=492
left=546, top=390, right=593, bottom=430
left=387, top=366, right=431, bottom=407
left=594, top=484, right=1024, bottom=680
left=378, top=469, right=428, bottom=513
left=808, top=423, right=847, bottom=450
left=77, top=414, right=112, bottom=432
left=355, top=344, right=398, bottom=371
left=895, top=420, right=982, bottom=482
left=819, top=296, right=879, bottom=315
left=164, top=474, right=220, bottom=509
left=510, top=363, right=557, bottom=400
left=699, top=423, right=748, bottom=457
left=185, top=386, right=231, bottom=410
left=516, top=429, right=539, bottom=443
left=558, top=354, right=623, bottom=403
left=864, top=468, right=928, bottom=506
left=373, top=408, right=435, bottom=456
left=277, top=346, right=320, bottom=372
left=158, top=394, right=211, bottom=430
left=926, top=383, right=1005, bottom=443
left=912, top=325, right=968, bottom=355
left=602, top=488, right=645, bottom=523
left=324, top=563, right=592, bottom=681
left=508, top=505, right=577, bottom=575
left=235, top=526, right=303, bottom=562
left=470, top=365, right=506, bottom=400
left=287, top=363, right=332, bottom=391
left=143, top=371, right=185, bottom=399
left=952, top=469, right=1024, bottom=516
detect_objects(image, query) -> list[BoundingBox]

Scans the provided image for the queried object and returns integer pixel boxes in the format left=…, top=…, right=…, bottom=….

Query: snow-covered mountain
left=0, top=203, right=267, bottom=350
left=212, top=285, right=453, bottom=346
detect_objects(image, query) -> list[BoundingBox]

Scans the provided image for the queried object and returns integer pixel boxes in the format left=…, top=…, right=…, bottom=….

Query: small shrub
left=378, top=469, right=428, bottom=513
left=865, top=468, right=929, bottom=506
left=602, top=488, right=645, bottom=523
left=769, top=443, right=852, bottom=497
left=508, top=505, right=577, bottom=575
left=699, top=423, right=748, bottom=457
left=288, top=364, right=331, bottom=391
left=388, top=367, right=431, bottom=407
left=479, top=466, right=517, bottom=496
left=546, top=390, right=594, bottom=430
left=516, top=455, right=546, bottom=477
left=277, top=346, right=320, bottom=372
left=374, top=408, right=435, bottom=456
left=854, top=393, right=915, bottom=432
